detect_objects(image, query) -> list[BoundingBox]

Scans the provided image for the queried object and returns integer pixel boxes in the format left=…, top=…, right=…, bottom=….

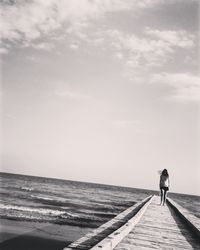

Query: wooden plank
left=133, top=230, right=196, bottom=244
left=131, top=233, right=196, bottom=248
left=90, top=196, right=154, bottom=250
left=114, top=196, right=200, bottom=250
left=167, top=197, right=200, bottom=239
left=63, top=195, right=152, bottom=250
left=63, top=195, right=200, bottom=250
left=130, top=238, right=200, bottom=250
left=130, top=228, right=192, bottom=241
left=134, top=223, right=189, bottom=234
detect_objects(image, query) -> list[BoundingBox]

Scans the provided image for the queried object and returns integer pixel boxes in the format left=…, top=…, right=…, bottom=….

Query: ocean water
left=0, top=173, right=153, bottom=228
left=0, top=172, right=199, bottom=250
left=169, top=192, right=200, bottom=219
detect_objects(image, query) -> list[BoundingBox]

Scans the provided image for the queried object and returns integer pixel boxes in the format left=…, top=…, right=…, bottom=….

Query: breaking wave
left=0, top=172, right=153, bottom=228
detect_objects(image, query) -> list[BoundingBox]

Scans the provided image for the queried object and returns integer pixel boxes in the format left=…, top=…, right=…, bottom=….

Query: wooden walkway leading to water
left=114, top=196, right=199, bottom=250
left=64, top=195, right=200, bottom=250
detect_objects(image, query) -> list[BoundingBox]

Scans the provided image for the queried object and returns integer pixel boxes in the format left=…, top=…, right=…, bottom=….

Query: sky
left=0, top=0, right=200, bottom=195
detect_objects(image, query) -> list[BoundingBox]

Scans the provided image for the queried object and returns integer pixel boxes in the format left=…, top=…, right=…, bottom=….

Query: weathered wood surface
left=63, top=196, right=152, bottom=250
left=167, top=197, right=200, bottom=239
left=90, top=196, right=154, bottom=250
left=114, top=196, right=200, bottom=250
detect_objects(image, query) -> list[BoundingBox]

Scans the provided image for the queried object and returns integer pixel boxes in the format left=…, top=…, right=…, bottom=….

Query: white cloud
left=0, top=1, right=129, bottom=46
left=150, top=73, right=200, bottom=102
left=106, top=28, right=195, bottom=69
left=0, top=0, right=175, bottom=50
left=69, top=44, right=79, bottom=50
left=32, top=42, right=54, bottom=51
left=145, top=28, right=195, bottom=48
left=115, top=52, right=123, bottom=59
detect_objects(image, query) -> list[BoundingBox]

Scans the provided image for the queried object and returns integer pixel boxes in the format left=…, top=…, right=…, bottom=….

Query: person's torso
left=160, top=175, right=169, bottom=187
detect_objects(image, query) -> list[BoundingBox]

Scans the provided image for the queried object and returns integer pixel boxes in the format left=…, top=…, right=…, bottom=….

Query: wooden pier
left=64, top=195, right=200, bottom=250
left=114, top=196, right=200, bottom=250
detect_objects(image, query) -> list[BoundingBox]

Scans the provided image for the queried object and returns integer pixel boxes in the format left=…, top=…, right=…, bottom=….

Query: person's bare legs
left=160, top=189, right=163, bottom=205
left=163, top=190, right=167, bottom=205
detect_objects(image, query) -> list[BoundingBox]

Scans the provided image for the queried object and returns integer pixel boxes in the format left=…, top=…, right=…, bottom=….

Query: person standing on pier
left=159, top=169, right=170, bottom=205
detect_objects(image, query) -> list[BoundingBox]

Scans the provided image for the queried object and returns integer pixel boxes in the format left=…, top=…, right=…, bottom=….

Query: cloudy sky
left=1, top=0, right=200, bottom=195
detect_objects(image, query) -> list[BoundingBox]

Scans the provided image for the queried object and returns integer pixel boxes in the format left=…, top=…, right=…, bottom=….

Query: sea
left=0, top=172, right=199, bottom=250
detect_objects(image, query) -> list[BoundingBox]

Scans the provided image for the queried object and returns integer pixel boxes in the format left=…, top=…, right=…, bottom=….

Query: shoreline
left=0, top=219, right=92, bottom=250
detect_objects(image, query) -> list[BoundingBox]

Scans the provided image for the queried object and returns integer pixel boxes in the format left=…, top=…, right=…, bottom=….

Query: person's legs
left=163, top=189, right=167, bottom=205
left=160, top=188, right=163, bottom=205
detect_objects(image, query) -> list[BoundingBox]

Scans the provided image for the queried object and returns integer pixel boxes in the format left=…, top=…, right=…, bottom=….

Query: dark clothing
left=160, top=186, right=169, bottom=191
left=160, top=174, right=169, bottom=188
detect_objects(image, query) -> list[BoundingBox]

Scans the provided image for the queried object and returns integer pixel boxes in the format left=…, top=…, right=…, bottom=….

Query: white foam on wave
left=21, top=187, right=34, bottom=191
left=30, top=194, right=68, bottom=204
left=0, top=204, right=66, bottom=216
left=31, top=195, right=54, bottom=201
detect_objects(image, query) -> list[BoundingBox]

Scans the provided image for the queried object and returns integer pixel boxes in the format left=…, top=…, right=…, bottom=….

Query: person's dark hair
left=162, top=169, right=169, bottom=176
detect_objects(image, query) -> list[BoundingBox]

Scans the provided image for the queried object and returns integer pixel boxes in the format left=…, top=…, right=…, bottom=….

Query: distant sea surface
left=0, top=172, right=199, bottom=250
left=0, top=172, right=154, bottom=249
left=0, top=172, right=154, bottom=227
left=169, top=192, right=200, bottom=219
